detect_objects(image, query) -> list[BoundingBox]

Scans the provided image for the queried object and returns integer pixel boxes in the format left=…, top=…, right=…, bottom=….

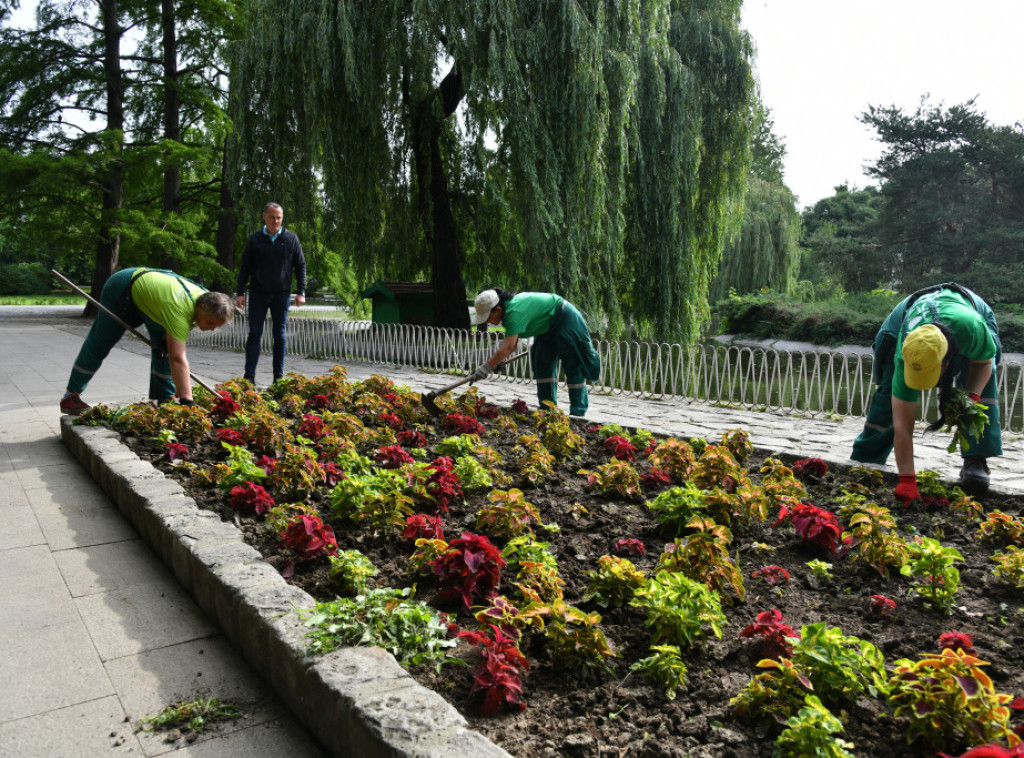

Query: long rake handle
left=52, top=269, right=218, bottom=395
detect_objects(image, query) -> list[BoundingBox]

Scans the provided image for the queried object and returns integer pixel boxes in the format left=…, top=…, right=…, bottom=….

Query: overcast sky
left=741, top=0, right=1024, bottom=210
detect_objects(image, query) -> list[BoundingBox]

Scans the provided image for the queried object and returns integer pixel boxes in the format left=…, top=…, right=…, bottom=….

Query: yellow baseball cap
left=902, top=324, right=948, bottom=390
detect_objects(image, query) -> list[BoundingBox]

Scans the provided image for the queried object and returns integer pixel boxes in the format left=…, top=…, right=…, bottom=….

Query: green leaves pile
left=938, top=389, right=989, bottom=454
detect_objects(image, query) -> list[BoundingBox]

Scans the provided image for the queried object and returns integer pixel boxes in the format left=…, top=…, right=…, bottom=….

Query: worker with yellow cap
left=852, top=283, right=1002, bottom=501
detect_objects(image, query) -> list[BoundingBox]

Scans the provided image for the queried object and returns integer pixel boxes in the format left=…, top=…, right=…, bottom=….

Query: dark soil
left=100, top=380, right=1024, bottom=758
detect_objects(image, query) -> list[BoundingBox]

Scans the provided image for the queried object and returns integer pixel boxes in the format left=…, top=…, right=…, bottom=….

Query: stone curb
left=61, top=417, right=513, bottom=758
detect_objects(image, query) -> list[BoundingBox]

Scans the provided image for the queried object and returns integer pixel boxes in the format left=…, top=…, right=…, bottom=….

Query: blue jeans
left=244, top=291, right=291, bottom=380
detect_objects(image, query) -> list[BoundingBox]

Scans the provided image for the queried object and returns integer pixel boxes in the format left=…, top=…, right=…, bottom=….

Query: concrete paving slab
left=159, top=717, right=325, bottom=758
left=29, top=497, right=139, bottom=551
left=53, top=538, right=171, bottom=598
left=0, top=504, right=46, bottom=551
left=74, top=580, right=218, bottom=661
left=106, top=636, right=290, bottom=756
left=11, top=457, right=93, bottom=491
left=0, top=695, right=141, bottom=758
left=0, top=545, right=80, bottom=625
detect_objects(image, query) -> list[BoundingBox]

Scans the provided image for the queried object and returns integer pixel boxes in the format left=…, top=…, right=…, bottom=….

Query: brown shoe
left=60, top=393, right=90, bottom=416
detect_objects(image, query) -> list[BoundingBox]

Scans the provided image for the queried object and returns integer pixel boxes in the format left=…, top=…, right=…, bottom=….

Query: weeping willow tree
left=231, top=0, right=753, bottom=340
left=709, top=177, right=801, bottom=301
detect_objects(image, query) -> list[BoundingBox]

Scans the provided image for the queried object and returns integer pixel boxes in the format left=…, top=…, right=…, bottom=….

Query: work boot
left=60, top=393, right=90, bottom=416
left=958, top=456, right=990, bottom=495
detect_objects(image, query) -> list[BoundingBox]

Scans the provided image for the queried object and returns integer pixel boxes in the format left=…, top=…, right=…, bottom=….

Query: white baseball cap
left=469, top=290, right=500, bottom=325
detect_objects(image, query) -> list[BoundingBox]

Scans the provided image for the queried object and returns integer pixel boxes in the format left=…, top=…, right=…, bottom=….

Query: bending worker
left=468, top=289, right=601, bottom=417
left=851, top=282, right=1002, bottom=500
left=60, top=268, right=234, bottom=415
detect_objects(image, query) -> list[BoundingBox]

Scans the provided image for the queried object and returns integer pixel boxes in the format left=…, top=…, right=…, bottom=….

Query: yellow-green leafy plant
left=805, top=560, right=833, bottom=581
left=578, top=460, right=642, bottom=499
left=153, top=403, right=213, bottom=442
left=655, top=517, right=744, bottom=603
left=271, top=442, right=327, bottom=498
left=408, top=538, right=449, bottom=576
left=630, top=645, right=688, bottom=700
left=436, top=433, right=483, bottom=458
left=916, top=469, right=949, bottom=498
left=888, top=648, right=1018, bottom=751
left=647, top=438, right=696, bottom=482
left=844, top=502, right=913, bottom=578
left=264, top=503, right=320, bottom=534
left=631, top=570, right=727, bottom=649
left=849, top=466, right=884, bottom=488
left=991, top=546, right=1024, bottom=589
left=475, top=488, right=544, bottom=539
left=327, top=550, right=378, bottom=595
left=948, top=489, right=985, bottom=522
left=512, top=560, right=565, bottom=605
left=329, top=468, right=415, bottom=534
left=773, top=695, right=855, bottom=758
left=454, top=455, right=494, bottom=492
left=720, top=428, right=753, bottom=463
left=900, top=537, right=963, bottom=614
left=515, top=434, right=556, bottom=485
left=760, top=458, right=808, bottom=508
left=977, top=510, right=1024, bottom=547
left=646, top=482, right=708, bottom=536
left=585, top=555, right=648, bottom=608
left=690, top=444, right=742, bottom=491
left=533, top=402, right=584, bottom=459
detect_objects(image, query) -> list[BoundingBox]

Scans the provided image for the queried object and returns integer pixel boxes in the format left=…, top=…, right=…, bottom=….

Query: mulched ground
left=101, top=378, right=1024, bottom=758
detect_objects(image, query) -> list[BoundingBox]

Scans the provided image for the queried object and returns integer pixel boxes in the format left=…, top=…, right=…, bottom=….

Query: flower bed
left=75, top=367, right=1024, bottom=758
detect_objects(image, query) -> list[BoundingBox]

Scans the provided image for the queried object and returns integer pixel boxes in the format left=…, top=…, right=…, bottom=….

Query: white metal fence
left=192, top=315, right=1024, bottom=433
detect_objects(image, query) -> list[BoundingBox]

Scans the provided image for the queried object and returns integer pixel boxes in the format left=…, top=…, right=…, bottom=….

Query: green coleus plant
left=584, top=555, right=648, bottom=608
left=578, top=460, right=642, bottom=500
left=655, top=517, right=745, bottom=603
left=474, top=488, right=545, bottom=539
left=630, top=645, right=688, bottom=700
left=773, top=695, right=855, bottom=758
left=327, top=549, right=378, bottom=595
left=533, top=403, right=584, bottom=459
left=646, top=482, right=708, bottom=536
left=689, top=444, right=742, bottom=491
left=329, top=468, right=415, bottom=534
left=217, top=442, right=267, bottom=492
left=900, top=536, right=963, bottom=614
left=630, top=570, right=727, bottom=649
left=844, top=502, right=913, bottom=578
left=515, top=434, right=556, bottom=485
left=646, top=438, right=696, bottom=482
left=977, top=510, right=1024, bottom=547
left=990, top=546, right=1024, bottom=589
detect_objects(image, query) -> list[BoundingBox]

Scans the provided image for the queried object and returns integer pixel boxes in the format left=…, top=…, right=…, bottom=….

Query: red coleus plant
left=615, top=538, right=646, bottom=557
left=379, top=411, right=404, bottom=430
left=321, top=461, right=345, bottom=486
left=229, top=481, right=275, bottom=516
left=739, top=608, right=800, bottom=660
left=424, top=456, right=464, bottom=513
left=476, top=398, right=500, bottom=420
left=868, top=594, right=897, bottom=617
left=603, top=435, right=637, bottom=461
left=753, top=565, right=791, bottom=586
left=403, top=513, right=445, bottom=541
left=304, top=393, right=332, bottom=411
left=429, top=531, right=505, bottom=610
left=255, top=454, right=277, bottom=476
left=280, top=514, right=338, bottom=560
left=458, top=624, right=529, bottom=715
left=511, top=399, right=530, bottom=415
left=373, top=444, right=414, bottom=469
left=773, top=502, right=845, bottom=554
left=210, top=391, right=241, bottom=422
left=791, top=458, right=828, bottom=478
left=166, top=442, right=189, bottom=462
left=938, top=631, right=975, bottom=654
left=443, top=413, right=486, bottom=436
left=297, top=413, right=328, bottom=441
left=396, top=429, right=428, bottom=448
left=215, top=428, right=245, bottom=446
left=640, top=468, right=670, bottom=490
left=941, top=744, right=1024, bottom=758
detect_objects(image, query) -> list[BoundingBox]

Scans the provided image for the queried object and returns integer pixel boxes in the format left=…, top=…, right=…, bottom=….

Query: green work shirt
left=132, top=270, right=206, bottom=343
left=892, top=289, right=997, bottom=402
left=501, top=293, right=562, bottom=339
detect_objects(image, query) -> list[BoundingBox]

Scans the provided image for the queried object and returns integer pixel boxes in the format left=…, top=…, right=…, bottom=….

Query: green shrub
left=0, top=263, right=52, bottom=295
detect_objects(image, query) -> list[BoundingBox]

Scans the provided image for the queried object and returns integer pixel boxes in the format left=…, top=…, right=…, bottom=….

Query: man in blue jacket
left=235, top=202, right=306, bottom=383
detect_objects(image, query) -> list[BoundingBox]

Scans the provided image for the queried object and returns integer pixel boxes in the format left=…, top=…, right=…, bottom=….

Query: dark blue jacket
left=235, top=228, right=306, bottom=296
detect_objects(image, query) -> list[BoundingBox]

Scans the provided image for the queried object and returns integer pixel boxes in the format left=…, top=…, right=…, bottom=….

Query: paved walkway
left=3, top=307, right=1023, bottom=756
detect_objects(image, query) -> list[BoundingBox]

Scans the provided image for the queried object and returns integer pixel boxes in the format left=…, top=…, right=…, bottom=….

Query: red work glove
left=894, top=474, right=921, bottom=504
left=968, top=392, right=981, bottom=403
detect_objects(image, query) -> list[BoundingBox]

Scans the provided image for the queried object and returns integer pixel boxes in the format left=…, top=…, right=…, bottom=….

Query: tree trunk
left=88, top=0, right=124, bottom=316
left=160, top=0, right=180, bottom=271
left=409, top=64, right=469, bottom=329
left=214, top=135, right=239, bottom=293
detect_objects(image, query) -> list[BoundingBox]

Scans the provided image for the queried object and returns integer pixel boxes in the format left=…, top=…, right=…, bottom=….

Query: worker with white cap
left=468, top=289, right=601, bottom=417
left=852, top=283, right=1002, bottom=500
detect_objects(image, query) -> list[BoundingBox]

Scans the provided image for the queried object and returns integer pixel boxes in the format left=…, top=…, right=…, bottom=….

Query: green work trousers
left=530, top=301, right=601, bottom=416
left=67, top=269, right=176, bottom=401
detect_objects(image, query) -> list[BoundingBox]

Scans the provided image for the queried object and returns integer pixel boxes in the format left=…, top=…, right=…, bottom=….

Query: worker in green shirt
left=60, top=268, right=235, bottom=415
left=852, top=283, right=1002, bottom=500
left=468, top=289, right=601, bottom=417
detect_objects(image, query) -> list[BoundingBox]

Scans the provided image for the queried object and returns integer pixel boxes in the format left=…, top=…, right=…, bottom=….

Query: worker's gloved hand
left=969, top=392, right=982, bottom=403
left=894, top=474, right=921, bottom=504
left=468, top=362, right=494, bottom=384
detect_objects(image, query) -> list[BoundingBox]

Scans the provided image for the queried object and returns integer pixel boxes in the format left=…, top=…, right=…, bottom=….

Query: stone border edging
left=61, top=418, right=513, bottom=758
